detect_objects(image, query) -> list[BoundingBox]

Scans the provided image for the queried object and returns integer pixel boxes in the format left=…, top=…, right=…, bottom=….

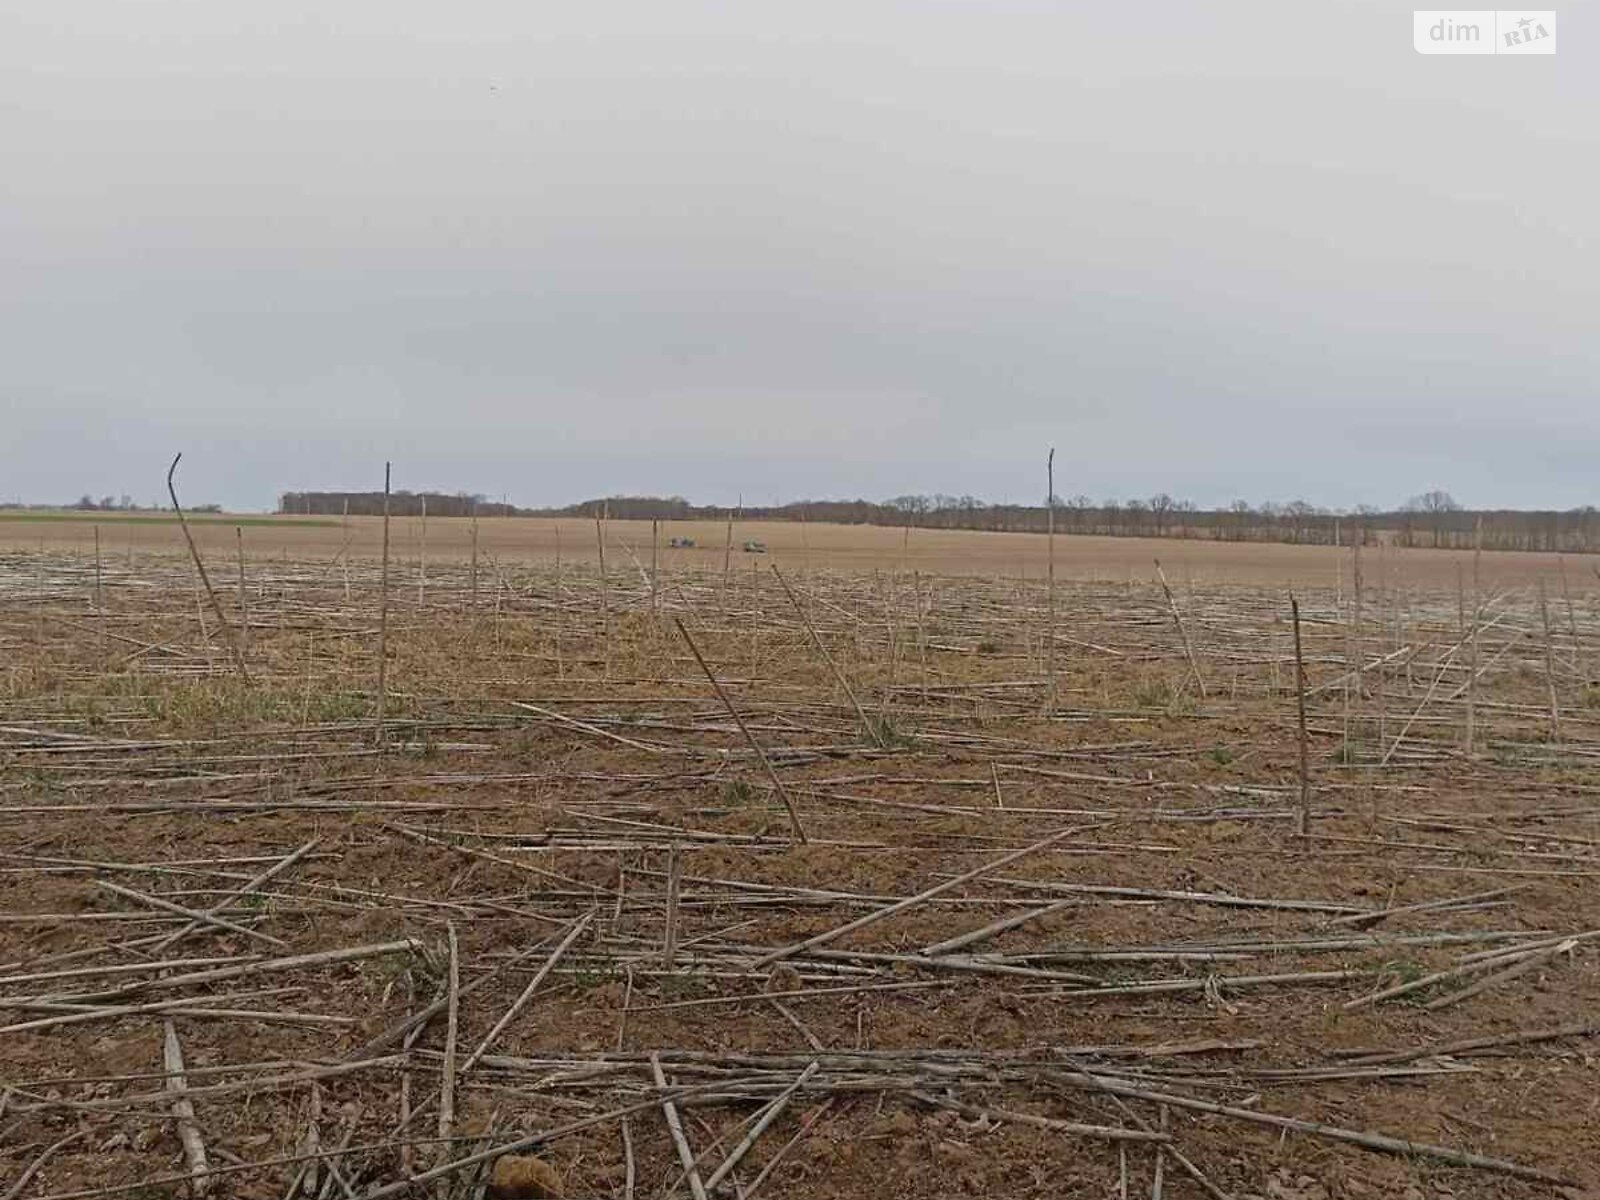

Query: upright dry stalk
left=1334, top=518, right=1343, bottom=609
left=880, top=569, right=898, bottom=689
left=492, top=558, right=505, bottom=651
left=1339, top=527, right=1349, bottom=751
left=1350, top=530, right=1363, bottom=763
left=375, top=462, right=392, bottom=747
left=1292, top=595, right=1310, bottom=837
left=234, top=527, right=249, bottom=657
left=722, top=509, right=734, bottom=600
left=166, top=453, right=250, bottom=683
left=651, top=518, right=660, bottom=615
left=915, top=570, right=930, bottom=709
left=470, top=507, right=480, bottom=611
left=417, top=493, right=427, bottom=606
left=595, top=510, right=611, bottom=677
left=91, top=524, right=104, bottom=652
left=1376, top=543, right=1389, bottom=755
left=1045, top=447, right=1057, bottom=716
left=674, top=617, right=807, bottom=844
left=1557, top=556, right=1579, bottom=657
left=1539, top=578, right=1559, bottom=744
left=1466, top=518, right=1482, bottom=756
left=91, top=524, right=104, bottom=614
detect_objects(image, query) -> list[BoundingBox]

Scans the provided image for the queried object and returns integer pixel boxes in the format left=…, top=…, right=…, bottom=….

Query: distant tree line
left=28, top=495, right=220, bottom=513
left=281, top=489, right=1600, bottom=554
left=279, top=491, right=517, bottom=519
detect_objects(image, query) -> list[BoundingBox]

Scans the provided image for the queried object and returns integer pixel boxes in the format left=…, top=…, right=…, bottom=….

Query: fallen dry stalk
left=751, top=824, right=1089, bottom=970
left=461, top=910, right=594, bottom=1074
left=651, top=1051, right=710, bottom=1200
left=162, top=1019, right=210, bottom=1197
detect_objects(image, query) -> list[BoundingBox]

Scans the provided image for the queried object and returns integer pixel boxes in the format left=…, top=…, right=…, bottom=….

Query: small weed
left=371, top=956, right=417, bottom=988
left=658, top=973, right=710, bottom=1001
left=20, top=768, right=59, bottom=794
left=1206, top=744, right=1235, bottom=766
left=410, top=942, right=446, bottom=986
left=1582, top=685, right=1600, bottom=710
left=313, top=691, right=368, bottom=723
left=404, top=731, right=439, bottom=759
left=571, top=952, right=619, bottom=991
left=1132, top=680, right=1171, bottom=708
left=1386, top=958, right=1425, bottom=985
left=722, top=779, right=757, bottom=806
left=1377, top=958, right=1435, bottom=1002
left=976, top=639, right=1001, bottom=655
left=1131, top=677, right=1197, bottom=716
left=867, top=714, right=915, bottom=749
left=1335, top=739, right=1367, bottom=765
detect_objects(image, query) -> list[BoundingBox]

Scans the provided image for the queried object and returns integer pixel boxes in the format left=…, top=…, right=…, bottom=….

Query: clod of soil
left=487, top=1154, right=564, bottom=1199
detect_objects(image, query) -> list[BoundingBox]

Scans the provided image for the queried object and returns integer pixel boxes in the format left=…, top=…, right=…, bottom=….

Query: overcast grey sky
left=2, top=2, right=1594, bottom=512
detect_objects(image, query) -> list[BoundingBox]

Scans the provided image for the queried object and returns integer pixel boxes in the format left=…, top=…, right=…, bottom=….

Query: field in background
left=1, top=542, right=1598, bottom=1197
left=4, top=509, right=1598, bottom=592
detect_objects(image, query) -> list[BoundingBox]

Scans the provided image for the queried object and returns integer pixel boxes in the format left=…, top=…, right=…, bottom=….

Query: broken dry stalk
left=461, top=910, right=594, bottom=1074
left=651, top=1051, right=710, bottom=1200
left=674, top=616, right=807, bottom=845
left=1154, top=559, right=1204, bottom=699
left=772, top=563, right=879, bottom=745
left=165, top=453, right=250, bottom=683
left=163, top=1019, right=210, bottom=1197
left=752, top=824, right=1086, bottom=970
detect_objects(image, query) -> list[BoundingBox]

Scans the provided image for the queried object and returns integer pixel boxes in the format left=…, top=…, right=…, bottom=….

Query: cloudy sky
left=2, top=2, right=1594, bottom=511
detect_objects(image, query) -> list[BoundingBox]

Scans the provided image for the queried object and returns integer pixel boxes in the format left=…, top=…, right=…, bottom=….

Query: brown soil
left=1, top=547, right=1597, bottom=1199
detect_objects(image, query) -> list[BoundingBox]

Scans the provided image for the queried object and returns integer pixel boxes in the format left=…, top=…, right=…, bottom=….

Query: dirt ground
left=1, top=546, right=1598, bottom=1199
left=5, top=510, right=1598, bottom=592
